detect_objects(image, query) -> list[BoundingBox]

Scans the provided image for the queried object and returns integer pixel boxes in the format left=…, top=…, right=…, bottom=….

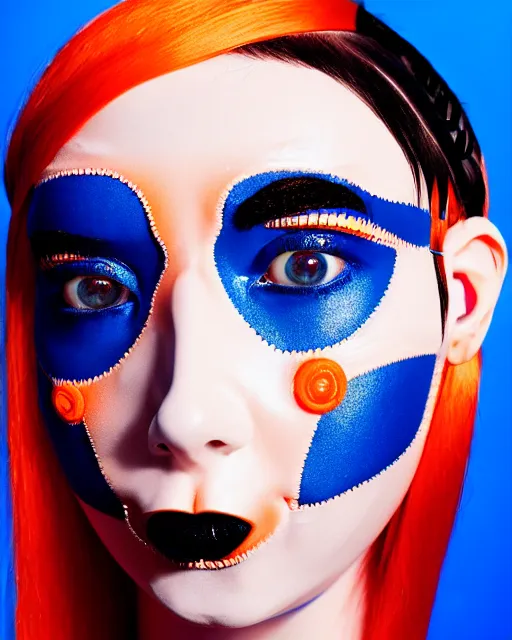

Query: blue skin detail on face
left=270, top=593, right=322, bottom=620
left=28, top=174, right=166, bottom=381
left=37, top=370, right=125, bottom=518
left=298, top=355, right=437, bottom=506
left=214, top=171, right=413, bottom=352
left=215, top=172, right=437, bottom=499
left=219, top=171, right=431, bottom=245
left=217, top=226, right=397, bottom=351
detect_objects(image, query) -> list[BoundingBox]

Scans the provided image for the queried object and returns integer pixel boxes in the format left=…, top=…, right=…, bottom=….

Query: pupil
left=77, top=278, right=121, bottom=308
left=285, top=252, right=328, bottom=285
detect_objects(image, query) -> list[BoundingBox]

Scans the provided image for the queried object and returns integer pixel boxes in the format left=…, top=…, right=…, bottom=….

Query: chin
left=82, top=501, right=308, bottom=627
left=151, top=590, right=276, bottom=628
left=167, top=606, right=270, bottom=629
left=147, top=565, right=300, bottom=628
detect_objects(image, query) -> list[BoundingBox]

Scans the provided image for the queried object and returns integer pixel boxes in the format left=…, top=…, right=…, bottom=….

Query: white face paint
left=42, top=54, right=443, bottom=626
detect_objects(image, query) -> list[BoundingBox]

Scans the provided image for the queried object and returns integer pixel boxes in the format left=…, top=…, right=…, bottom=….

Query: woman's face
left=30, top=55, right=443, bottom=625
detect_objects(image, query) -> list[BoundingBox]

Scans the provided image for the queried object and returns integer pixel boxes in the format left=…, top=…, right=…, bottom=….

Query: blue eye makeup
left=41, top=257, right=138, bottom=311
left=214, top=171, right=431, bottom=352
left=28, top=172, right=167, bottom=382
left=215, top=171, right=431, bottom=352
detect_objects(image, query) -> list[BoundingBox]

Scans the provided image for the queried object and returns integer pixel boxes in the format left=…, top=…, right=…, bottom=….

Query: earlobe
left=443, top=217, right=507, bottom=365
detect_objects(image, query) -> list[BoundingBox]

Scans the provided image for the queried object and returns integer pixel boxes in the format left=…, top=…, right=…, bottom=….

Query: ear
left=443, top=216, right=508, bottom=365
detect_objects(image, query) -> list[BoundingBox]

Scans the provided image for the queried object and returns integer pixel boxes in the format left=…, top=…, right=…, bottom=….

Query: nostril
left=153, top=440, right=231, bottom=457
left=208, top=439, right=226, bottom=449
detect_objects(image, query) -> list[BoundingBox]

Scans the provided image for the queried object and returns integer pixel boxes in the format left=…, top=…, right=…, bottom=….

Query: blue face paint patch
left=298, top=355, right=437, bottom=506
left=28, top=172, right=166, bottom=381
left=220, top=171, right=431, bottom=245
left=214, top=171, right=419, bottom=352
left=218, top=227, right=395, bottom=351
left=37, top=370, right=124, bottom=518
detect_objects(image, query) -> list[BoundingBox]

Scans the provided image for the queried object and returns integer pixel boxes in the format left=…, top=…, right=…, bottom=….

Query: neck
left=138, top=559, right=365, bottom=640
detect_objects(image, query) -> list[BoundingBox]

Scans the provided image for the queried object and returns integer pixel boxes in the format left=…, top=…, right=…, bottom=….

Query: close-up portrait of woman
left=0, top=1, right=511, bottom=639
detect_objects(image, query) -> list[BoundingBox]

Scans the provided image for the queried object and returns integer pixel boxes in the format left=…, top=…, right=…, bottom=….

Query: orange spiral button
left=52, top=384, right=85, bottom=424
left=293, top=358, right=347, bottom=414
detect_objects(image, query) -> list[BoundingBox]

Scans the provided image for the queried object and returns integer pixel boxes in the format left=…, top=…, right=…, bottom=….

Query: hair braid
left=357, top=7, right=486, bottom=219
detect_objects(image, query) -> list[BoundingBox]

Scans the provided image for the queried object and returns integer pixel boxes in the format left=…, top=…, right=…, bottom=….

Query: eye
left=264, top=250, right=346, bottom=287
left=63, top=276, right=130, bottom=310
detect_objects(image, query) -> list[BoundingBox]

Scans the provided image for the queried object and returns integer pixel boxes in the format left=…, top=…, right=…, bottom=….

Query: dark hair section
left=237, top=7, right=487, bottom=322
left=237, top=7, right=485, bottom=221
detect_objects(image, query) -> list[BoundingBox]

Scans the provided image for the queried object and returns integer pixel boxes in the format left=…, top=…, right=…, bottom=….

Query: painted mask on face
left=28, top=54, right=446, bottom=625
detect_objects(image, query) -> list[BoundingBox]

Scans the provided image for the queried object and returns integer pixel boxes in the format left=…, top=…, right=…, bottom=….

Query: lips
left=146, top=511, right=253, bottom=563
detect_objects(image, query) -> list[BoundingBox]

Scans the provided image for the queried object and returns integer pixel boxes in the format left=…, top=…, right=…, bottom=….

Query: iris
left=64, top=275, right=129, bottom=310
left=284, top=251, right=328, bottom=286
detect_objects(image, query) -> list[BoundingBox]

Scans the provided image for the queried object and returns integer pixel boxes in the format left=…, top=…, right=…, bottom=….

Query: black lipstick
left=146, top=511, right=252, bottom=563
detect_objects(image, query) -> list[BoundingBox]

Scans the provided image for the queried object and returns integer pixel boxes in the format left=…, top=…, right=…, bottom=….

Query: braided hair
left=238, top=7, right=486, bottom=222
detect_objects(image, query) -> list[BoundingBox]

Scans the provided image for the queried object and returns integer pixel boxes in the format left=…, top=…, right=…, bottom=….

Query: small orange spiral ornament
left=52, top=384, right=85, bottom=424
left=293, top=358, right=347, bottom=414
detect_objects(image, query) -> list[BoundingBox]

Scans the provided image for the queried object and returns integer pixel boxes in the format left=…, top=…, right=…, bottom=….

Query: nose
left=148, top=268, right=254, bottom=466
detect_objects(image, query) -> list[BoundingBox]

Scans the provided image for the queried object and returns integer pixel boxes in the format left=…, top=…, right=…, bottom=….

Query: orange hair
left=4, top=1, right=481, bottom=639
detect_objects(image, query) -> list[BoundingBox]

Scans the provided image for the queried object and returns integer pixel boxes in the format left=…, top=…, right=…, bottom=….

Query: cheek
left=282, top=422, right=437, bottom=596
left=30, top=172, right=167, bottom=518
left=81, top=322, right=167, bottom=508
left=215, top=181, right=443, bottom=506
left=37, top=370, right=125, bottom=518
left=36, top=325, right=164, bottom=520
left=296, top=246, right=443, bottom=505
left=298, top=355, right=436, bottom=505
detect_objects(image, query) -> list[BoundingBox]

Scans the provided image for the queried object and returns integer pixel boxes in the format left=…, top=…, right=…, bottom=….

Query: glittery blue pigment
left=28, top=174, right=165, bottom=381
left=215, top=172, right=404, bottom=352
left=298, top=355, right=437, bottom=505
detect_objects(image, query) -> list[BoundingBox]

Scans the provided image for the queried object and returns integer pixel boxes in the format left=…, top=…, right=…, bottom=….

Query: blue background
left=1, top=1, right=511, bottom=638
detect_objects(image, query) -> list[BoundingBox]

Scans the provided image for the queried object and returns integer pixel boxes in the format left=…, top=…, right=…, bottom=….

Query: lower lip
left=172, top=502, right=287, bottom=571
left=176, top=530, right=275, bottom=570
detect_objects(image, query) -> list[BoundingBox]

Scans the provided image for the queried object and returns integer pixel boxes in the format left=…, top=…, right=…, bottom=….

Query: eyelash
left=263, top=211, right=413, bottom=253
left=40, top=255, right=139, bottom=311
left=40, top=253, right=88, bottom=270
left=253, top=231, right=358, bottom=294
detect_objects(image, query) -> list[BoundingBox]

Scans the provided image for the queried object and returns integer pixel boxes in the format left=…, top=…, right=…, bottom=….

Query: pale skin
left=43, top=55, right=507, bottom=639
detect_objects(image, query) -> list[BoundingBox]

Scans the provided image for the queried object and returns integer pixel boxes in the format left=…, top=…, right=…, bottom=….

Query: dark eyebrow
left=30, top=230, right=108, bottom=260
left=233, top=177, right=367, bottom=230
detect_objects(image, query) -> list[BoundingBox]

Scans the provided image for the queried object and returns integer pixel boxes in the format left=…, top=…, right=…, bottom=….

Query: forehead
left=47, top=54, right=419, bottom=207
